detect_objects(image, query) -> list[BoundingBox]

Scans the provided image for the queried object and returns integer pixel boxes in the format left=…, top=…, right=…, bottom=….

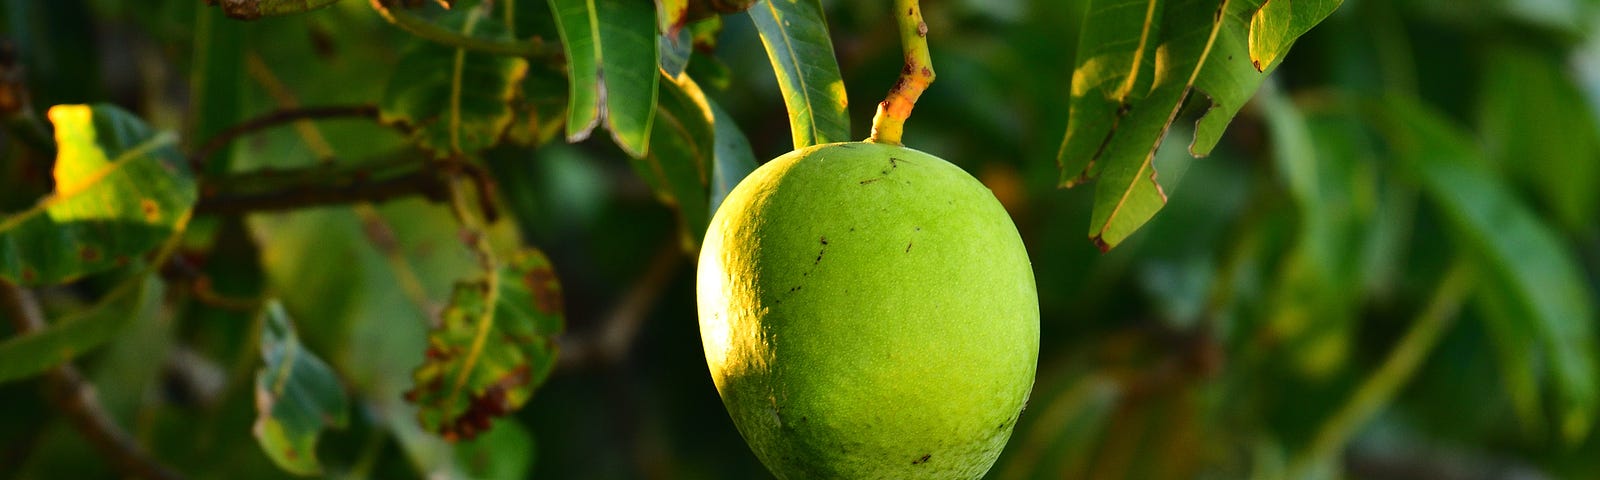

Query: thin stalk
left=1286, top=260, right=1475, bottom=477
left=866, top=0, right=935, bottom=145
left=368, top=0, right=551, bottom=58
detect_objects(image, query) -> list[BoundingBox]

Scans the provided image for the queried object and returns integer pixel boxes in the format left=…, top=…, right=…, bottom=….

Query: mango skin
left=696, top=142, right=1039, bottom=479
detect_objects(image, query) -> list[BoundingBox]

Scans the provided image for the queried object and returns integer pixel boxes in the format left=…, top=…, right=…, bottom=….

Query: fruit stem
left=866, top=0, right=935, bottom=146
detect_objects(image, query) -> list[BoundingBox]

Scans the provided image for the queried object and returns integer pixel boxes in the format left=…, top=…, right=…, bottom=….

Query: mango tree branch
left=0, top=282, right=186, bottom=480
left=866, top=0, right=935, bottom=146
left=190, top=104, right=382, bottom=170
left=368, top=0, right=554, bottom=58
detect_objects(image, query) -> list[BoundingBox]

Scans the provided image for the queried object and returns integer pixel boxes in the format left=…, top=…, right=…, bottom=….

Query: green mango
left=697, top=141, right=1039, bottom=479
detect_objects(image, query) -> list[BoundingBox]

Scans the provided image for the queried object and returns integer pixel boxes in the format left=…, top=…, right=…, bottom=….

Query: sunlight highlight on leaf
left=748, top=0, right=850, bottom=149
left=0, top=104, right=194, bottom=285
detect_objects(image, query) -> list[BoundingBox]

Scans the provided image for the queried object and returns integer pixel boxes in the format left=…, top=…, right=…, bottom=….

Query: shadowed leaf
left=707, top=95, right=757, bottom=216
left=748, top=0, right=849, bottom=149
left=253, top=301, right=350, bottom=476
left=630, top=73, right=716, bottom=251
left=0, top=274, right=158, bottom=384
left=0, top=104, right=194, bottom=285
left=1381, top=95, right=1598, bottom=443
left=505, top=55, right=571, bottom=148
left=379, top=9, right=530, bottom=158
left=1477, top=44, right=1600, bottom=236
left=406, top=249, right=564, bottom=441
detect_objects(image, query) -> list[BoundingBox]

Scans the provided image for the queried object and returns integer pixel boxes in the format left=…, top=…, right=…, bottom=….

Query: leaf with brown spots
left=253, top=302, right=350, bottom=476
left=0, top=104, right=196, bottom=285
left=406, top=249, right=565, bottom=441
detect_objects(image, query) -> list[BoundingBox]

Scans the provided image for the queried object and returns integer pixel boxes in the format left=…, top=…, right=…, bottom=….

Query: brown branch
left=0, top=281, right=186, bottom=480
left=556, top=242, right=684, bottom=372
left=190, top=105, right=382, bottom=171
left=195, top=166, right=448, bottom=215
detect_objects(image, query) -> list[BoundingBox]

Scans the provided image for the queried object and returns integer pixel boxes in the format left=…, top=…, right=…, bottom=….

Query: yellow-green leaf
left=406, top=249, right=565, bottom=441
left=0, top=104, right=194, bottom=285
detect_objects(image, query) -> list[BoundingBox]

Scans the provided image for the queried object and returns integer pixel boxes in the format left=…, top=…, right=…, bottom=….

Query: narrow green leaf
left=1078, top=0, right=1225, bottom=251
left=254, top=301, right=350, bottom=476
left=596, top=0, right=661, bottom=158
left=548, top=0, right=602, bottom=141
left=1477, top=44, right=1600, bottom=235
left=1381, top=96, right=1598, bottom=443
left=707, top=96, right=757, bottom=216
left=0, top=274, right=157, bottom=384
left=1247, top=0, right=1342, bottom=72
left=406, top=249, right=565, bottom=441
left=548, top=0, right=661, bottom=157
left=1189, top=0, right=1338, bottom=157
left=379, top=9, right=530, bottom=158
left=630, top=73, right=716, bottom=251
left=748, top=0, right=849, bottom=149
left=0, top=104, right=194, bottom=285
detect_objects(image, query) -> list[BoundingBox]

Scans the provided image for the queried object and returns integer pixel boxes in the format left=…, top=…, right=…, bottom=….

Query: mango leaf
left=707, top=96, right=756, bottom=216
left=629, top=73, right=715, bottom=251
left=380, top=10, right=530, bottom=158
left=254, top=301, right=350, bottom=476
left=0, top=273, right=158, bottom=384
left=1477, top=44, right=1600, bottom=235
left=1247, top=0, right=1342, bottom=72
left=0, top=104, right=194, bottom=285
left=548, top=0, right=602, bottom=141
left=1063, top=0, right=1223, bottom=251
left=1379, top=95, right=1599, bottom=443
left=547, top=0, right=659, bottom=157
left=1058, top=0, right=1339, bottom=251
left=406, top=249, right=564, bottom=441
left=748, top=0, right=849, bottom=149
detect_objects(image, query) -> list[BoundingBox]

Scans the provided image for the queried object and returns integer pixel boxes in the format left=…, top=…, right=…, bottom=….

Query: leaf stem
left=0, top=281, right=186, bottom=480
left=866, top=0, right=935, bottom=146
left=368, top=0, right=552, bottom=58
left=1286, top=259, right=1475, bottom=477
